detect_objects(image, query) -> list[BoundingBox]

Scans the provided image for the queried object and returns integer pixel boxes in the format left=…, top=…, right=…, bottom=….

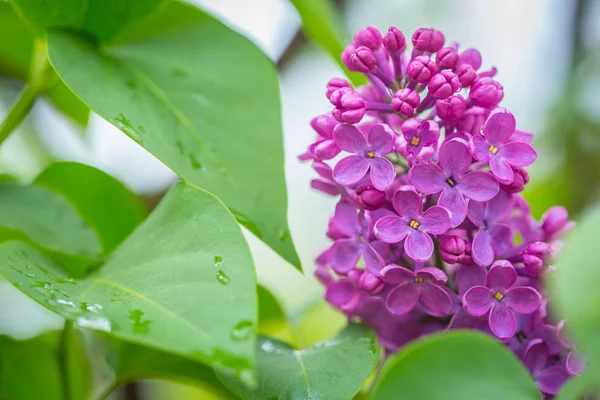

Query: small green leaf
left=0, top=182, right=257, bottom=373
left=371, top=331, right=539, bottom=400
left=44, top=0, right=300, bottom=270
left=289, top=0, right=366, bottom=86
left=35, top=162, right=148, bottom=255
left=551, top=205, right=600, bottom=373
left=218, top=324, right=379, bottom=400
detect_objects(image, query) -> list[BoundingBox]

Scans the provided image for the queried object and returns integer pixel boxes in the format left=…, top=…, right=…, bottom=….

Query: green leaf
left=556, top=371, right=597, bottom=400
left=0, top=181, right=101, bottom=261
left=0, top=332, right=63, bottom=400
left=551, top=205, right=600, bottom=372
left=35, top=162, right=148, bottom=255
left=218, top=324, right=379, bottom=400
left=289, top=0, right=366, bottom=86
left=43, top=0, right=300, bottom=270
left=371, top=331, right=539, bottom=400
left=0, top=182, right=257, bottom=373
left=0, top=2, right=89, bottom=125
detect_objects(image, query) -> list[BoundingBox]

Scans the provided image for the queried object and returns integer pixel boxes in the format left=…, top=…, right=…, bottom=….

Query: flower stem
left=59, top=319, right=73, bottom=400
left=434, top=240, right=444, bottom=269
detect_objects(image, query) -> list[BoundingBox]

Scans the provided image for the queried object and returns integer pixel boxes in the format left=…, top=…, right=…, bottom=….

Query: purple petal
left=566, top=351, right=586, bottom=375
left=438, top=188, right=466, bottom=227
left=311, top=179, right=339, bottom=196
left=487, top=191, right=515, bottom=221
left=500, top=142, right=538, bottom=167
left=506, top=287, right=542, bottom=314
left=419, top=205, right=451, bottom=234
left=536, top=366, right=570, bottom=396
left=486, top=260, right=517, bottom=291
left=488, top=302, right=517, bottom=338
left=408, top=163, right=446, bottom=194
left=311, top=114, right=337, bottom=139
left=362, top=242, right=385, bottom=275
left=472, top=135, right=490, bottom=162
left=489, top=156, right=514, bottom=183
left=386, top=283, right=419, bottom=315
left=467, top=200, right=486, bottom=228
left=332, top=124, right=368, bottom=153
left=381, top=264, right=415, bottom=284
left=332, top=201, right=360, bottom=237
left=392, top=188, right=423, bottom=219
left=420, top=283, right=453, bottom=316
left=404, top=230, right=434, bottom=261
left=314, top=139, right=341, bottom=160
left=333, top=155, right=370, bottom=185
left=489, top=224, right=513, bottom=259
left=374, top=215, right=411, bottom=243
left=459, top=171, right=499, bottom=201
left=325, top=280, right=357, bottom=308
left=462, top=286, right=493, bottom=316
left=456, top=265, right=486, bottom=296
left=472, top=229, right=494, bottom=266
left=417, top=267, right=448, bottom=285
left=329, top=238, right=361, bottom=273
left=312, top=161, right=333, bottom=180
left=368, top=124, right=394, bottom=155
left=439, top=138, right=472, bottom=176
left=523, top=338, right=548, bottom=374
left=484, top=109, right=516, bottom=145
left=510, top=129, right=533, bottom=143
left=369, top=157, right=395, bottom=190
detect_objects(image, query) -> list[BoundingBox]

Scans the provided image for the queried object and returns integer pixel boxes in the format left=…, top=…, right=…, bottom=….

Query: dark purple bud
left=458, top=48, right=482, bottom=70
left=541, top=206, right=572, bottom=239
left=354, top=26, right=383, bottom=49
left=439, top=235, right=466, bottom=264
left=428, top=70, right=460, bottom=99
left=358, top=270, right=386, bottom=295
left=326, top=78, right=352, bottom=99
left=454, top=64, right=477, bottom=87
left=355, top=183, right=386, bottom=210
left=436, top=47, right=458, bottom=69
left=407, top=55, right=436, bottom=83
left=412, top=28, right=445, bottom=52
left=435, top=95, right=466, bottom=121
left=383, top=26, right=406, bottom=52
left=500, top=166, right=530, bottom=193
left=469, top=77, right=504, bottom=108
left=391, top=88, right=421, bottom=116
left=350, top=46, right=376, bottom=73
left=330, top=87, right=366, bottom=124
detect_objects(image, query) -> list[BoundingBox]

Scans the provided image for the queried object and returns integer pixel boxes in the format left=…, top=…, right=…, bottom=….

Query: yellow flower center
left=517, top=333, right=527, bottom=342
left=414, top=277, right=424, bottom=283
left=367, top=151, right=375, bottom=158
left=409, top=220, right=420, bottom=230
left=488, top=145, right=499, bottom=155
left=493, top=291, right=504, bottom=301
left=410, top=136, right=421, bottom=146
left=446, top=178, right=455, bottom=187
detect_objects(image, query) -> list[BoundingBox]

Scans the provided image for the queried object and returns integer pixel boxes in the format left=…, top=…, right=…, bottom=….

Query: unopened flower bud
left=330, top=87, right=366, bottom=124
left=436, top=47, right=458, bottom=69
left=435, top=95, right=466, bottom=121
left=326, top=78, right=351, bottom=99
left=523, top=241, right=552, bottom=275
left=392, top=88, right=420, bottom=116
left=428, top=71, right=460, bottom=99
left=407, top=55, right=436, bottom=83
left=358, top=270, right=386, bottom=295
left=350, top=46, right=376, bottom=73
left=500, top=166, right=529, bottom=193
left=439, top=235, right=466, bottom=264
left=454, top=64, right=476, bottom=87
left=458, top=48, right=482, bottom=70
left=383, top=26, right=406, bottom=52
left=354, top=26, right=383, bottom=49
left=412, top=28, right=445, bottom=52
left=355, top=183, right=386, bottom=210
left=470, top=77, right=504, bottom=108
left=541, top=206, right=574, bottom=240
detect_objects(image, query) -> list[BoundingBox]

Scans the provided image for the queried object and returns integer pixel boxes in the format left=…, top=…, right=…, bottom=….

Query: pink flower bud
left=391, top=88, right=421, bottom=116
left=523, top=241, right=552, bottom=275
left=541, top=206, right=574, bottom=240
left=428, top=71, right=460, bottom=99
left=412, top=28, right=445, bottom=52
left=456, top=106, right=487, bottom=134
left=458, top=48, right=482, bottom=70
left=500, top=166, right=530, bottom=193
left=439, top=235, right=466, bottom=264
left=463, top=241, right=475, bottom=265
left=383, top=26, right=406, bottom=52
left=355, top=183, right=386, bottom=210
left=454, top=64, right=476, bottom=87
left=435, top=95, right=466, bottom=121
left=354, top=26, right=383, bottom=49
left=358, top=270, right=386, bottom=295
left=341, top=43, right=356, bottom=69
left=407, top=55, right=436, bottom=83
left=349, top=46, right=376, bottom=73
left=436, top=47, right=458, bottom=69
left=470, top=77, right=504, bottom=108
left=330, top=87, right=366, bottom=124
left=326, top=78, right=351, bottom=99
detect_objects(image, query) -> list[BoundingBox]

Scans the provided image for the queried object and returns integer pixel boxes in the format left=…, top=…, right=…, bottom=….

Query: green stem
left=59, top=319, right=73, bottom=400
left=434, top=240, right=444, bottom=270
left=94, top=381, right=120, bottom=400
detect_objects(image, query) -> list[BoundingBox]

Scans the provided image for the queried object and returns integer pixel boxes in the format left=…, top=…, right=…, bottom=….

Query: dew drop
left=260, top=340, right=276, bottom=353
left=76, top=316, right=112, bottom=332
left=112, top=113, right=142, bottom=143
left=193, top=92, right=208, bottom=107
left=213, top=255, right=222, bottom=266
left=216, top=269, right=230, bottom=285
left=10, top=265, right=35, bottom=279
left=175, top=140, right=184, bottom=155
left=231, top=320, right=253, bottom=341
left=129, top=309, right=152, bottom=334
left=189, top=153, right=203, bottom=170
left=53, top=298, right=76, bottom=308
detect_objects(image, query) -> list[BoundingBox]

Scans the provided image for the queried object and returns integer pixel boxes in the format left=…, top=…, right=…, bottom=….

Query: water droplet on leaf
left=231, top=320, right=253, bottom=341
left=113, top=113, right=142, bottom=143
left=76, top=316, right=112, bottom=332
left=213, top=255, right=222, bottom=266
left=189, top=153, right=203, bottom=170
left=129, top=309, right=152, bottom=334
left=216, top=269, right=230, bottom=285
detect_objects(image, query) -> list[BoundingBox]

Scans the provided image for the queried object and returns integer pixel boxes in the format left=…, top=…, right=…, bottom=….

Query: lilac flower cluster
left=302, top=26, right=580, bottom=397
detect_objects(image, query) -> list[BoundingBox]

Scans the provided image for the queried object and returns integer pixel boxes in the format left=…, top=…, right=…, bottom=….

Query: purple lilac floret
left=301, top=24, right=578, bottom=398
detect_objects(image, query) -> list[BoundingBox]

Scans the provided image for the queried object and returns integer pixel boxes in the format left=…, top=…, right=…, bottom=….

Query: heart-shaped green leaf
left=33, top=0, right=300, bottom=270
left=0, top=182, right=257, bottom=373
left=35, top=162, right=147, bottom=255
left=371, top=331, right=539, bottom=400
left=218, top=324, right=379, bottom=400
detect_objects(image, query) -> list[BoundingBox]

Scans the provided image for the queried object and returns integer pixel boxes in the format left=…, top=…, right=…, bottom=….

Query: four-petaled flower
left=332, top=123, right=396, bottom=190
left=396, top=119, right=439, bottom=161
left=374, top=187, right=451, bottom=261
left=381, top=264, right=453, bottom=316
left=410, top=138, right=499, bottom=226
left=462, top=261, right=542, bottom=338
left=473, top=108, right=537, bottom=183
